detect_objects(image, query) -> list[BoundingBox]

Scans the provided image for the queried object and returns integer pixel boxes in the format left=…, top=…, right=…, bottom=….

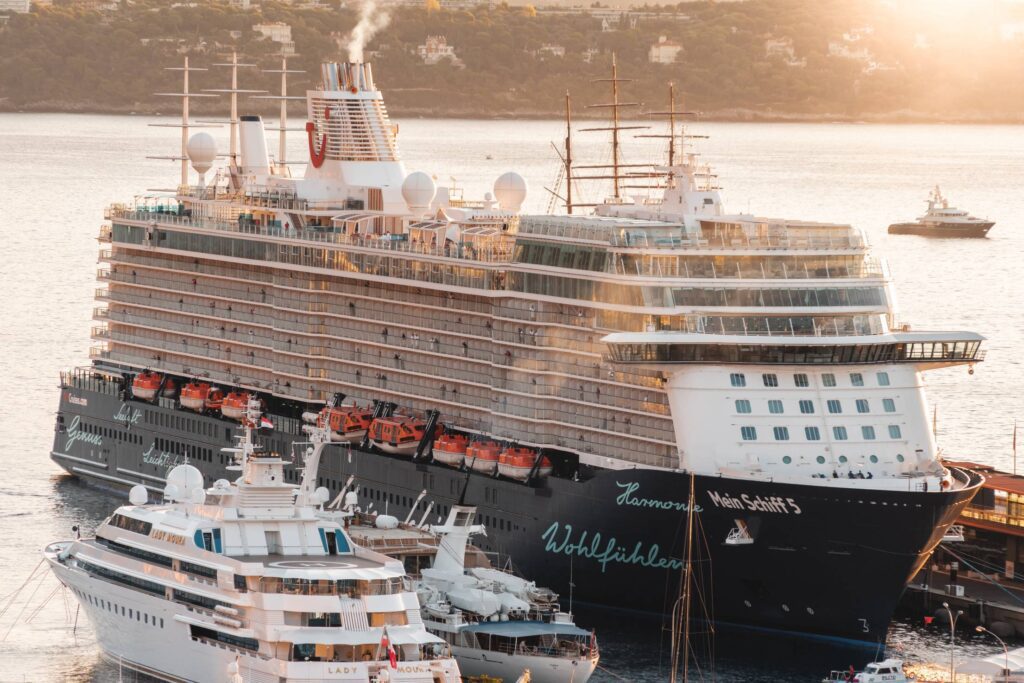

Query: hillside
left=2, top=0, right=1024, bottom=121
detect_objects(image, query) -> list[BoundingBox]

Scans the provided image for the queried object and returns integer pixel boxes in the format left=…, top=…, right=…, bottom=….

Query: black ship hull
left=887, top=221, right=994, bottom=237
left=52, top=376, right=982, bottom=648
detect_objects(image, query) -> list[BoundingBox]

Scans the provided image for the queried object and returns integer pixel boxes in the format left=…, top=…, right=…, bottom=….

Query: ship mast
left=670, top=471, right=698, bottom=683
left=150, top=56, right=218, bottom=188
left=205, top=52, right=266, bottom=167
left=637, top=82, right=699, bottom=175
left=256, top=56, right=307, bottom=173
left=564, top=91, right=573, bottom=214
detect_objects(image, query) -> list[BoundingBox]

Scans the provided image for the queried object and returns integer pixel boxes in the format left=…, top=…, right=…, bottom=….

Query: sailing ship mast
left=204, top=52, right=267, bottom=167
left=149, top=56, right=219, bottom=188
left=670, top=471, right=697, bottom=683
left=255, top=56, right=307, bottom=173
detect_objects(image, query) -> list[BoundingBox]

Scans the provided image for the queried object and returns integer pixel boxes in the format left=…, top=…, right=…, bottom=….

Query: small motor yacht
left=888, top=186, right=993, bottom=237
left=822, top=659, right=907, bottom=683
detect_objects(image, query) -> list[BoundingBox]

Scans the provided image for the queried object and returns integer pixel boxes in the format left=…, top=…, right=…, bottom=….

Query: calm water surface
left=0, top=114, right=1022, bottom=681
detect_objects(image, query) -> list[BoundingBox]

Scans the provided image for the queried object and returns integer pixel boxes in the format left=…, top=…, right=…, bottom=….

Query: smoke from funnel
left=347, top=0, right=390, bottom=63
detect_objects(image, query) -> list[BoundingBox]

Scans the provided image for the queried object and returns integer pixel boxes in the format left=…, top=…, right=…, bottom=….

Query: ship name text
left=707, top=490, right=802, bottom=515
left=142, top=444, right=186, bottom=469
left=113, top=403, right=142, bottom=426
left=541, top=522, right=684, bottom=573
left=615, top=481, right=702, bottom=513
left=64, top=416, right=103, bottom=450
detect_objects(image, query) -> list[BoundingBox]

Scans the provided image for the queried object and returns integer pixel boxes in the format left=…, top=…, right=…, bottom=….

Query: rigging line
left=0, top=558, right=47, bottom=620
left=595, top=664, right=630, bottom=682
left=0, top=567, right=49, bottom=642
left=942, top=545, right=1024, bottom=607
left=25, top=583, right=63, bottom=623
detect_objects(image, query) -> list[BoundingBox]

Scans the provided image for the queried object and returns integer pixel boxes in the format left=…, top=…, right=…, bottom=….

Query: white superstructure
left=44, top=399, right=461, bottom=682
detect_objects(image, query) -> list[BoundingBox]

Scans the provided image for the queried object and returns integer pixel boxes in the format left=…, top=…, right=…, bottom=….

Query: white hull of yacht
left=452, top=645, right=598, bottom=683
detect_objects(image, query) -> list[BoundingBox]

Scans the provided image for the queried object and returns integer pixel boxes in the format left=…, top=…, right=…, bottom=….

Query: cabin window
left=762, top=373, right=779, bottom=388
left=876, top=372, right=891, bottom=386
left=850, top=373, right=864, bottom=387
left=826, top=400, right=842, bottom=414
left=768, top=400, right=784, bottom=414
left=773, top=427, right=790, bottom=441
left=730, top=373, right=746, bottom=387
left=735, top=400, right=751, bottom=414
left=833, top=426, right=848, bottom=440
left=782, top=456, right=792, bottom=464
left=883, top=399, right=896, bottom=413
left=793, top=373, right=809, bottom=388
left=740, top=426, right=757, bottom=441
left=798, top=400, right=815, bottom=414
left=862, top=426, right=876, bottom=440
left=816, top=455, right=826, bottom=464
left=822, top=373, right=836, bottom=387
left=805, top=427, right=821, bottom=441
left=888, top=425, right=902, bottom=439
left=856, top=399, right=870, bottom=414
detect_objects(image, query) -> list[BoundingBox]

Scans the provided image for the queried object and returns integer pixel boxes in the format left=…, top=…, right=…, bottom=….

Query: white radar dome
left=402, top=171, right=436, bottom=211
left=128, top=485, right=148, bottom=506
left=166, top=464, right=204, bottom=503
left=187, top=132, right=217, bottom=175
left=374, top=514, right=400, bottom=530
left=493, top=172, right=528, bottom=212
left=315, top=486, right=331, bottom=505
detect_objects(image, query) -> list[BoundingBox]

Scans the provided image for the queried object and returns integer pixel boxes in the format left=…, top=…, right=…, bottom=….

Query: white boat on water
left=43, top=397, right=461, bottom=682
left=823, top=659, right=907, bottom=682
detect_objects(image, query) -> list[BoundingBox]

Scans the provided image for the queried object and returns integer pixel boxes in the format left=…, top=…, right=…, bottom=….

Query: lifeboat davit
left=309, top=405, right=374, bottom=443
left=221, top=391, right=253, bottom=421
left=180, top=381, right=224, bottom=413
left=432, top=433, right=468, bottom=468
left=466, top=441, right=501, bottom=475
left=131, top=371, right=163, bottom=402
left=497, top=446, right=552, bottom=481
left=368, top=415, right=438, bottom=456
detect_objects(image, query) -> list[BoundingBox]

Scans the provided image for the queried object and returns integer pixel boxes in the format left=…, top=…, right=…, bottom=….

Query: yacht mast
left=583, top=54, right=647, bottom=200
left=564, top=91, right=574, bottom=214
left=150, top=57, right=217, bottom=188
left=258, top=56, right=307, bottom=172
left=206, top=52, right=265, bottom=167
left=670, top=471, right=697, bottom=683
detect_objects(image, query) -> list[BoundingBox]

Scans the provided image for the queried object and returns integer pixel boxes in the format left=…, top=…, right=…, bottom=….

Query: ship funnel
left=239, top=115, right=270, bottom=176
left=321, top=62, right=376, bottom=93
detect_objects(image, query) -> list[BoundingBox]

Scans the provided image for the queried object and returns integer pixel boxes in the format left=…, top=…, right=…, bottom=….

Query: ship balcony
left=92, top=307, right=109, bottom=320
left=602, top=331, right=986, bottom=369
left=96, top=268, right=110, bottom=281
left=91, top=325, right=109, bottom=340
left=88, top=344, right=110, bottom=360
left=98, top=248, right=113, bottom=262
left=98, top=224, right=112, bottom=243
left=95, top=287, right=109, bottom=301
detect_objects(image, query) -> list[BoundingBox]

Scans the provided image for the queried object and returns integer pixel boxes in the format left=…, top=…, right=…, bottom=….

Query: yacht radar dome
left=494, top=172, right=527, bottom=212
left=186, top=132, right=217, bottom=177
left=165, top=464, right=204, bottom=503
left=402, top=171, right=437, bottom=213
left=128, top=485, right=148, bottom=506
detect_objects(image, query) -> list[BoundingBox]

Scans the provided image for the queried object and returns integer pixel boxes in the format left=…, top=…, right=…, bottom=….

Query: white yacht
left=888, top=186, right=994, bottom=237
left=44, top=398, right=461, bottom=682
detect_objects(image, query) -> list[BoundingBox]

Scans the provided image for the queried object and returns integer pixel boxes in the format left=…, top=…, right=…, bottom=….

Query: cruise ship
left=45, top=398, right=462, bottom=682
left=52, top=58, right=986, bottom=648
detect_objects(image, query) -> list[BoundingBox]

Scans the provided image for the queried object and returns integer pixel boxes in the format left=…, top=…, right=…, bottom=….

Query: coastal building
left=648, top=35, right=682, bottom=64
left=418, top=36, right=461, bottom=66
left=253, top=22, right=296, bottom=56
left=0, top=0, right=30, bottom=12
left=764, top=37, right=806, bottom=68
left=533, top=44, right=566, bottom=59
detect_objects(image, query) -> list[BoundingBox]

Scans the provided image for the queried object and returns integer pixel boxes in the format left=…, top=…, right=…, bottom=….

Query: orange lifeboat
left=180, top=381, right=223, bottom=413
left=317, top=405, right=374, bottom=443
left=498, top=447, right=552, bottom=482
left=432, top=433, right=468, bottom=468
left=466, top=441, right=501, bottom=475
left=368, top=415, right=438, bottom=456
left=131, top=371, right=163, bottom=402
left=221, top=391, right=253, bottom=421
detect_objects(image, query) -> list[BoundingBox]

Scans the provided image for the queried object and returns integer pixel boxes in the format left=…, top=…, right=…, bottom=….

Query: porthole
left=816, top=456, right=826, bottom=464
left=896, top=454, right=905, bottom=463
left=838, top=456, right=848, bottom=464
left=807, top=607, right=815, bottom=615
left=782, top=456, right=792, bottom=464
left=869, top=455, right=879, bottom=464
left=743, top=600, right=752, bottom=608
left=781, top=604, right=790, bottom=612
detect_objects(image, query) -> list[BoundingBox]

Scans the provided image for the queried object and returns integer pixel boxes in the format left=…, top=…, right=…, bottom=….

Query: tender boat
left=303, top=403, right=374, bottom=443
left=888, top=186, right=994, bottom=237
left=465, top=441, right=500, bottom=475
left=433, top=433, right=469, bottom=468
left=368, top=415, right=435, bottom=456
left=220, top=391, right=252, bottom=420
left=179, top=381, right=223, bottom=413
left=131, top=370, right=166, bottom=402
left=823, top=659, right=907, bottom=682
left=497, top=447, right=553, bottom=481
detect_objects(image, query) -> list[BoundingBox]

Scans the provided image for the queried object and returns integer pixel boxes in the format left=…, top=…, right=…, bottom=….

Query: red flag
left=381, top=630, right=397, bottom=669
left=924, top=615, right=934, bottom=625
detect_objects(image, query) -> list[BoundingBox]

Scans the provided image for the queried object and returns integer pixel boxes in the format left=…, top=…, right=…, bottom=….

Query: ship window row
left=609, top=254, right=880, bottom=280
left=72, top=419, right=143, bottom=446
left=153, top=436, right=215, bottom=463
left=78, top=558, right=165, bottom=597
left=731, top=371, right=892, bottom=389
left=740, top=424, right=904, bottom=442
left=96, top=537, right=173, bottom=568
left=145, top=409, right=219, bottom=440
left=513, top=240, right=609, bottom=272
left=107, top=513, right=152, bottom=536
left=253, top=577, right=403, bottom=597
left=781, top=453, right=904, bottom=466
left=612, top=341, right=980, bottom=365
left=189, top=624, right=259, bottom=652
left=71, top=587, right=164, bottom=629
left=670, top=286, right=886, bottom=308
left=734, top=397, right=897, bottom=415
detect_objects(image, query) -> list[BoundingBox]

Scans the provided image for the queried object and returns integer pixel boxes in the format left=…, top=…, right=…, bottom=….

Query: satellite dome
left=402, top=171, right=436, bottom=211
left=375, top=514, right=400, bottom=530
left=128, top=485, right=148, bottom=506
left=166, top=464, right=204, bottom=503
left=493, top=172, right=528, bottom=212
left=315, top=486, right=331, bottom=504
left=187, top=132, right=217, bottom=175
left=162, top=484, right=180, bottom=503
